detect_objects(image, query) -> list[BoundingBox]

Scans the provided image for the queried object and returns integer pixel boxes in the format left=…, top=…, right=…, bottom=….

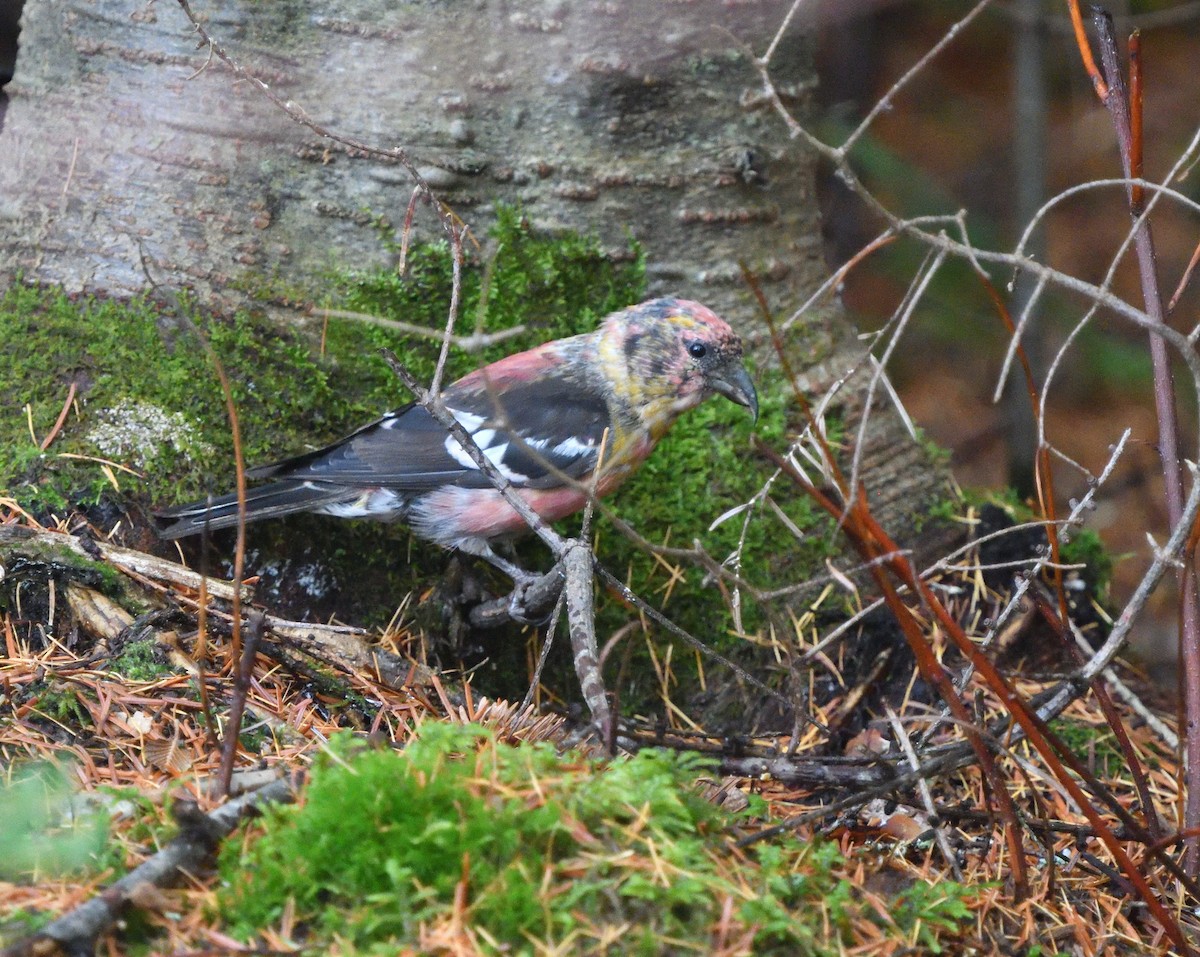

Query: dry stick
left=137, top=249, right=249, bottom=770
left=928, top=267, right=1155, bottom=834
left=835, top=0, right=995, bottom=157
left=564, top=435, right=615, bottom=743
left=591, top=564, right=830, bottom=736
left=884, top=703, right=964, bottom=881
left=317, top=308, right=527, bottom=352
left=37, top=380, right=77, bottom=452
left=751, top=3, right=1200, bottom=892
left=193, top=553, right=219, bottom=747
left=563, top=542, right=612, bottom=744
left=1031, top=588, right=1163, bottom=843
left=975, top=271, right=1071, bottom=626
left=1087, top=7, right=1200, bottom=876
left=735, top=683, right=1092, bottom=846
left=520, top=586, right=569, bottom=712
left=801, top=179, right=1200, bottom=702
left=1168, top=237, right=1200, bottom=313
left=1, top=774, right=299, bottom=957
left=755, top=12, right=1200, bottom=374
left=748, top=284, right=1028, bottom=875
left=854, top=505, right=1193, bottom=949
left=430, top=226, right=466, bottom=395
left=217, top=610, right=267, bottom=797
left=847, top=247, right=947, bottom=513
left=1069, top=617, right=1179, bottom=751
left=862, top=516, right=1029, bottom=899
left=1013, top=179, right=1200, bottom=272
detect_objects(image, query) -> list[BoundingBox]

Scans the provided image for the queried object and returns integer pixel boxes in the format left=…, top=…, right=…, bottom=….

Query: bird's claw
left=505, top=572, right=556, bottom=625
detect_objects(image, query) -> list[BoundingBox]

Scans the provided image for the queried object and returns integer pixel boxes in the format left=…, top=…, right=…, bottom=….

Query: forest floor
left=0, top=506, right=1190, bottom=956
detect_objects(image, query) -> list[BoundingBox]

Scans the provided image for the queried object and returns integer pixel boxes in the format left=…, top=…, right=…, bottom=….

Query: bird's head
left=601, top=297, right=759, bottom=433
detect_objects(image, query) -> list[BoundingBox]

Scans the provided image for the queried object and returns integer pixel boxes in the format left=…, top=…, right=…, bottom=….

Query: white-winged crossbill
left=155, top=297, right=758, bottom=580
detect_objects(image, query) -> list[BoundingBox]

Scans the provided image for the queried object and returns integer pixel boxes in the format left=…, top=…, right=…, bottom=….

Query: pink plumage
left=155, top=297, right=757, bottom=582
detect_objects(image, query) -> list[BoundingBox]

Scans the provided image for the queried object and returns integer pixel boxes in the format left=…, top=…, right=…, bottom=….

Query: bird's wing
left=246, top=381, right=613, bottom=492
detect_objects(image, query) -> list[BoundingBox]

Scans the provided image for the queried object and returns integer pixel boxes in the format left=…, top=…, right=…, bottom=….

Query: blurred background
left=812, top=0, right=1200, bottom=673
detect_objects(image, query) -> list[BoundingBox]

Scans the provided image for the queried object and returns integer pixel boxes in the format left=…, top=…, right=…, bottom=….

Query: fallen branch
left=468, top=564, right=565, bottom=629
left=0, top=523, right=440, bottom=694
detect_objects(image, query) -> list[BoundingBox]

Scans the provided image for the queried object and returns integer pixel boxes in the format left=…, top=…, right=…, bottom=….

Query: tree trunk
left=1, top=0, right=817, bottom=309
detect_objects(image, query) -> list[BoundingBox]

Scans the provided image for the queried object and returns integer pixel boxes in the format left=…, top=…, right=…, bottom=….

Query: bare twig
left=217, top=611, right=266, bottom=797
left=318, top=309, right=527, bottom=351
left=884, top=704, right=964, bottom=881
left=1087, top=8, right=1200, bottom=875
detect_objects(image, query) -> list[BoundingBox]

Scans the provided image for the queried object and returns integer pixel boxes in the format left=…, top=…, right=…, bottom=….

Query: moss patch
left=0, top=762, right=109, bottom=882
left=218, top=724, right=980, bottom=954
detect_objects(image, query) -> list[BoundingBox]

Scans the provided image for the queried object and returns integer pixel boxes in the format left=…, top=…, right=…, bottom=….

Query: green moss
left=913, top=426, right=952, bottom=470
left=0, top=908, right=55, bottom=947
left=0, top=208, right=834, bottom=713
left=1059, top=526, right=1113, bottom=600
left=110, top=639, right=173, bottom=682
left=1046, top=717, right=1125, bottom=779
left=0, top=762, right=109, bottom=881
left=961, top=492, right=1114, bottom=599
left=218, top=725, right=979, bottom=954
left=95, top=785, right=174, bottom=848
left=0, top=284, right=397, bottom=516
left=31, top=683, right=92, bottom=728
left=1, top=539, right=126, bottom=596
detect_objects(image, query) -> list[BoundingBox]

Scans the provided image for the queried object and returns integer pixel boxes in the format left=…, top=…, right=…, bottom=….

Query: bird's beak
left=710, top=362, right=759, bottom=422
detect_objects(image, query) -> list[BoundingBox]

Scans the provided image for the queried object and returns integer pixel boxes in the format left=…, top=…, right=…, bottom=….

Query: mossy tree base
left=0, top=212, right=853, bottom=724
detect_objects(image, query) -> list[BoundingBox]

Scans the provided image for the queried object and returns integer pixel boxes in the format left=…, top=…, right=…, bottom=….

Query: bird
left=154, top=297, right=758, bottom=582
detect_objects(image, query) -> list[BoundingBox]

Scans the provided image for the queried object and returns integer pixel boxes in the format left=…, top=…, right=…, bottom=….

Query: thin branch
left=318, top=309, right=527, bottom=351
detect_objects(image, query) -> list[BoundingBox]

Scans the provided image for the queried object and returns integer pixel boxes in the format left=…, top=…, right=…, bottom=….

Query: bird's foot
left=505, top=567, right=562, bottom=625
left=475, top=546, right=557, bottom=623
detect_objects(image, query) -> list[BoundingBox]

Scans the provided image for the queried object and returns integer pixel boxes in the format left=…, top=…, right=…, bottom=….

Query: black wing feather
left=244, top=380, right=613, bottom=492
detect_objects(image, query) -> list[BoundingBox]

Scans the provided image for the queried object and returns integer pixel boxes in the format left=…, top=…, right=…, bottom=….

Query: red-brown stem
left=193, top=570, right=218, bottom=748
left=974, top=272, right=1070, bottom=625
left=761, top=442, right=1191, bottom=949
left=207, top=348, right=246, bottom=668
left=1031, top=592, right=1162, bottom=842
left=38, top=380, right=77, bottom=452
left=1065, top=0, right=1108, bottom=99
left=1129, top=30, right=1144, bottom=214
left=1167, top=239, right=1200, bottom=314
left=217, top=612, right=264, bottom=798
left=1090, top=8, right=1200, bottom=877
left=754, top=441, right=1030, bottom=897
left=854, top=504, right=1189, bottom=950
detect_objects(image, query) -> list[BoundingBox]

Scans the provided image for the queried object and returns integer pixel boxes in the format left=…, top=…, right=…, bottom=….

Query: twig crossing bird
left=155, top=297, right=758, bottom=581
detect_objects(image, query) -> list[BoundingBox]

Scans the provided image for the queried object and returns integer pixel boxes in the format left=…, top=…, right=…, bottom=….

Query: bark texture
left=1, top=0, right=821, bottom=314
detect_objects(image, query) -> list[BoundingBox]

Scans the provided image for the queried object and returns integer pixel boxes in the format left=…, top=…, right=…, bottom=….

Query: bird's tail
left=154, top=481, right=353, bottom=540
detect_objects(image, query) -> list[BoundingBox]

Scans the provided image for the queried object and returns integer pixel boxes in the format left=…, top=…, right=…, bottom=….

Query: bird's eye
left=687, top=341, right=708, bottom=359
